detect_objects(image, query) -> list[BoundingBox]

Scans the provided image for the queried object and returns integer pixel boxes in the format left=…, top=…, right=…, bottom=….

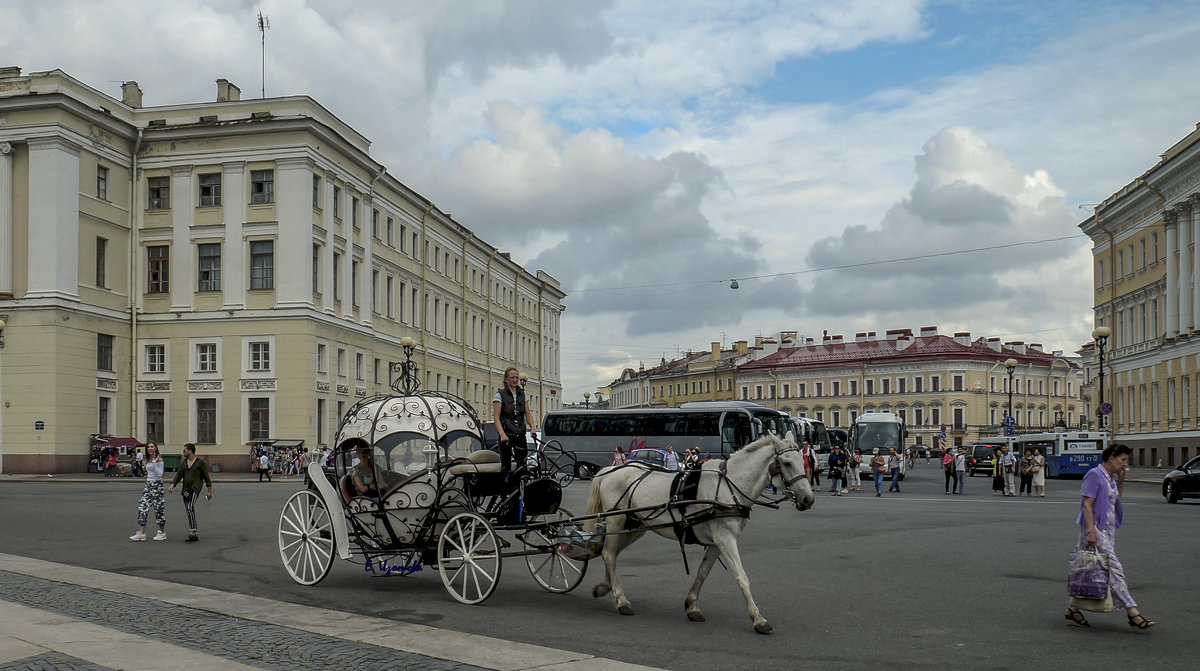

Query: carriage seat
left=340, top=469, right=432, bottom=503
left=448, top=449, right=511, bottom=475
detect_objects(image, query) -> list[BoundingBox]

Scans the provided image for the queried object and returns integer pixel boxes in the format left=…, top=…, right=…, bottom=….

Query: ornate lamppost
left=1091, top=326, right=1112, bottom=431
left=390, top=336, right=420, bottom=395
left=1004, top=357, right=1018, bottom=435
left=583, top=392, right=591, bottom=409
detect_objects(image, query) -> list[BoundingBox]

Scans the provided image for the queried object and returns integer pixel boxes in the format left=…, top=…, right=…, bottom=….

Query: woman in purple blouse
left=1064, top=443, right=1155, bottom=629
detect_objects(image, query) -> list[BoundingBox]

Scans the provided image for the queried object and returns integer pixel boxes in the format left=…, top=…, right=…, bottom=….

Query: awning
left=93, top=436, right=145, bottom=449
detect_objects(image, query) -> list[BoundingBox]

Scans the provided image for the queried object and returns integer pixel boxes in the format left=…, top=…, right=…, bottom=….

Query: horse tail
left=584, top=474, right=605, bottom=534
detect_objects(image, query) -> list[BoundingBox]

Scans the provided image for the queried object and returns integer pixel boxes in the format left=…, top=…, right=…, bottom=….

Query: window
left=147, top=176, right=170, bottom=209
left=898, top=378, right=906, bottom=393
left=385, top=275, right=394, bottom=318
left=850, top=380, right=858, bottom=396
left=799, top=383, right=807, bottom=398
left=781, top=383, right=789, bottom=398
left=198, top=173, right=222, bottom=206
left=145, top=345, right=165, bottom=373
left=250, top=169, right=274, bottom=203
left=97, top=334, right=114, bottom=372
left=98, top=397, right=110, bottom=435
left=372, top=269, right=380, bottom=313
left=196, top=398, right=216, bottom=443
left=931, top=376, right=941, bottom=392
left=197, top=243, right=221, bottom=291
left=312, top=244, right=320, bottom=293
left=351, top=196, right=359, bottom=228
left=355, top=352, right=364, bottom=381
left=815, top=382, right=823, bottom=397
left=97, top=165, right=108, bottom=200
left=249, top=342, right=271, bottom=371
left=386, top=217, right=394, bottom=246
left=337, top=348, right=346, bottom=377
left=832, top=380, right=840, bottom=396
left=313, top=175, right=321, bottom=208
left=914, top=377, right=923, bottom=392
left=249, top=240, right=274, bottom=290
left=1151, top=232, right=1159, bottom=262
left=953, top=374, right=964, bottom=391
left=882, top=379, right=890, bottom=394
left=147, top=245, right=169, bottom=293
left=865, top=379, right=874, bottom=395
left=373, top=358, right=381, bottom=384
left=953, top=407, right=965, bottom=430
left=316, top=343, right=326, bottom=373
left=145, top=399, right=164, bottom=443
left=248, top=398, right=270, bottom=440
left=333, top=252, right=341, bottom=299
left=352, top=260, right=360, bottom=306
left=197, top=343, right=217, bottom=372
left=372, top=209, right=380, bottom=239
left=931, top=407, right=941, bottom=427
left=332, top=186, right=341, bottom=218
left=95, top=237, right=107, bottom=288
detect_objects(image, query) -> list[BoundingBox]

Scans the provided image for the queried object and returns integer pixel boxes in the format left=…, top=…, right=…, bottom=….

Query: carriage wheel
left=278, top=489, right=336, bottom=586
left=437, top=511, right=502, bottom=604
left=524, top=508, right=588, bottom=594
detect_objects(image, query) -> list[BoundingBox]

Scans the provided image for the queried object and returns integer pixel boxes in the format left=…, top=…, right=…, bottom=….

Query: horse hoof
left=618, top=603, right=635, bottom=616
left=592, top=584, right=611, bottom=598
left=754, top=621, right=773, bottom=635
left=687, top=611, right=706, bottom=622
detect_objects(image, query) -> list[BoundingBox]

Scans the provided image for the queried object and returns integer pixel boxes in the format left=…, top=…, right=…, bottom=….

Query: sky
left=5, top=0, right=1200, bottom=402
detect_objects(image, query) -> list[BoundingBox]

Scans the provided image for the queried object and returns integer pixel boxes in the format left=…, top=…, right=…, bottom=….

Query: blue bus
left=1012, top=431, right=1108, bottom=477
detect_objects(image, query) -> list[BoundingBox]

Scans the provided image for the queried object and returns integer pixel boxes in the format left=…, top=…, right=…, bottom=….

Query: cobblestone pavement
left=0, top=571, right=484, bottom=671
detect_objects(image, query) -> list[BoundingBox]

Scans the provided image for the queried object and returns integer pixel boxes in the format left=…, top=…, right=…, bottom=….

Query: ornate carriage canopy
left=334, top=392, right=484, bottom=470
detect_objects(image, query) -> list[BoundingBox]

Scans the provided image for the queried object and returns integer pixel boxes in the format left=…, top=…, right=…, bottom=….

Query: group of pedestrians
left=988, top=445, right=1046, bottom=497
left=130, top=442, right=213, bottom=543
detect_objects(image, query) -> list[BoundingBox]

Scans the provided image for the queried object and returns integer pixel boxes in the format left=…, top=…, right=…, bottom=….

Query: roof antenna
left=257, top=11, right=270, bottom=98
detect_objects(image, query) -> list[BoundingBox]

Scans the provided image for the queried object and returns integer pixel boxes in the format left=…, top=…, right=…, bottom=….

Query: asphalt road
left=1, top=466, right=1194, bottom=670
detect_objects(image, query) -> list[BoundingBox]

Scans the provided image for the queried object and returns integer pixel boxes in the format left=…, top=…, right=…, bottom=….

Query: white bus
left=1012, top=431, right=1108, bottom=477
left=850, top=412, right=908, bottom=479
left=541, top=402, right=789, bottom=476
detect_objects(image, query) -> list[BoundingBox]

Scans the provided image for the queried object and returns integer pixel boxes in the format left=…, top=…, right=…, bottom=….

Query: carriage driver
left=493, top=367, right=537, bottom=480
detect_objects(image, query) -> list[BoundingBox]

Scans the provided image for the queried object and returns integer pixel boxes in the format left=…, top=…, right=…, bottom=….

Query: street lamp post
left=583, top=392, right=591, bottom=410
left=1091, top=326, right=1112, bottom=431
left=1004, top=357, right=1018, bottom=434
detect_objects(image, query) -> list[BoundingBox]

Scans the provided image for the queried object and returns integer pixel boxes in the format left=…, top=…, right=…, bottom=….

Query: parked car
left=969, top=444, right=1000, bottom=476
left=629, top=448, right=668, bottom=467
left=1162, top=455, right=1200, bottom=503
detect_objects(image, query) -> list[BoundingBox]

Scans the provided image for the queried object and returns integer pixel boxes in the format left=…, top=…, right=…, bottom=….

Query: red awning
left=94, top=436, right=145, bottom=449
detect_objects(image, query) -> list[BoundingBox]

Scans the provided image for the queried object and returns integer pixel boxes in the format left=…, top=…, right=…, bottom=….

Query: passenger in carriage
left=351, top=445, right=403, bottom=497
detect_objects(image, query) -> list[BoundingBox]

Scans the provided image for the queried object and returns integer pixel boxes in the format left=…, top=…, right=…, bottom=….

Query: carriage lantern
left=423, top=441, right=439, bottom=470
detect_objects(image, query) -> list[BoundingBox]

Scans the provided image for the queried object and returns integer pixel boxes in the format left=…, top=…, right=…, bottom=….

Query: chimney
left=896, top=336, right=914, bottom=351
left=867, top=331, right=877, bottom=341
left=987, top=337, right=1002, bottom=352
left=1029, top=343, right=1043, bottom=353
left=754, top=336, right=763, bottom=348
left=1006, top=341, right=1027, bottom=355
left=735, top=340, right=748, bottom=357
left=920, top=326, right=938, bottom=338
left=953, top=331, right=971, bottom=346
left=216, top=78, right=241, bottom=102
left=0, top=66, right=21, bottom=78
left=806, top=337, right=815, bottom=345
left=885, top=329, right=906, bottom=341
left=711, top=341, right=721, bottom=361
left=1052, top=350, right=1063, bottom=357
left=831, top=334, right=844, bottom=344
left=855, top=332, right=868, bottom=342
left=121, top=81, right=143, bottom=108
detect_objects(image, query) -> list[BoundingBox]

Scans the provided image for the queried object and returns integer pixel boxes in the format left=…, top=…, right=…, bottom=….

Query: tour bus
left=785, top=415, right=833, bottom=475
left=1011, top=431, right=1108, bottom=477
left=541, top=402, right=789, bottom=476
left=850, top=412, right=908, bottom=479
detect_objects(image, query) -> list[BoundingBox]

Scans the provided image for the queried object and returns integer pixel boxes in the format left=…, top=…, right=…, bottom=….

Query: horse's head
left=768, top=434, right=814, bottom=511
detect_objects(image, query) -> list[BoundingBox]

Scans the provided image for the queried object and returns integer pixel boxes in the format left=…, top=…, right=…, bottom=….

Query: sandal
left=1064, top=607, right=1090, bottom=627
left=1127, top=612, right=1156, bottom=629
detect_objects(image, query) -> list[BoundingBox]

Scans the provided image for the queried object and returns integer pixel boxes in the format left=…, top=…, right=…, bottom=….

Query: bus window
left=721, top=413, right=753, bottom=455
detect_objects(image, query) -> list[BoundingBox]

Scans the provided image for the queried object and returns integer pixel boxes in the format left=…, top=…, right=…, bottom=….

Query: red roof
left=739, top=334, right=1076, bottom=372
left=94, top=436, right=145, bottom=448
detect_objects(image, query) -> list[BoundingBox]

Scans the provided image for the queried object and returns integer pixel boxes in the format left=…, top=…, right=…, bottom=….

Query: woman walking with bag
left=1064, top=443, right=1155, bottom=629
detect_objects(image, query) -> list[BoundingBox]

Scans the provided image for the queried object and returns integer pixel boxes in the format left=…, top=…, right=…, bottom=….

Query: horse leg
left=592, top=518, right=640, bottom=615
left=684, top=545, right=721, bottom=622
left=712, top=530, right=772, bottom=634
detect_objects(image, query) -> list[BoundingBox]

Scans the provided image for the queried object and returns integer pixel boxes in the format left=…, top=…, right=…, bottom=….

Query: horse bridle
left=766, top=444, right=807, bottom=502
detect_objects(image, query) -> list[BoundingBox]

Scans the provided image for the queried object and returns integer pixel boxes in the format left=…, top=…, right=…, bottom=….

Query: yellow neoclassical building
left=0, top=67, right=564, bottom=473
left=1080, top=121, right=1200, bottom=468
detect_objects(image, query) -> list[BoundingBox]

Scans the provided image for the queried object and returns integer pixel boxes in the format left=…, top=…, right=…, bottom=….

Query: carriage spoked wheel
left=437, top=511, right=502, bottom=604
left=278, top=489, right=335, bottom=586
left=523, top=508, right=588, bottom=594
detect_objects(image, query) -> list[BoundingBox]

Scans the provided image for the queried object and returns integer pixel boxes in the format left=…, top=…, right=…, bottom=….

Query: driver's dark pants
left=500, top=431, right=528, bottom=478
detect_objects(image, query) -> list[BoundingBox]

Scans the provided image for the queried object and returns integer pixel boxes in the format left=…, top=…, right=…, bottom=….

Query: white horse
left=584, top=432, right=814, bottom=634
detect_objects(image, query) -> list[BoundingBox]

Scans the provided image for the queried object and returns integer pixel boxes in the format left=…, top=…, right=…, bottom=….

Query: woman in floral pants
left=130, top=443, right=167, bottom=541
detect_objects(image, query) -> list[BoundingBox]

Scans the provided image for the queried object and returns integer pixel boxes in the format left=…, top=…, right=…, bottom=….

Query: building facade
left=738, top=328, right=1083, bottom=447
left=1080, top=122, right=1200, bottom=469
left=606, top=338, right=784, bottom=408
left=0, top=67, right=564, bottom=473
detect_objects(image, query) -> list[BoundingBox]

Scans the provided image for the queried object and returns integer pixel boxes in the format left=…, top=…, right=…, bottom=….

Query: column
left=0, top=142, right=13, bottom=296
left=1179, top=202, right=1193, bottom=335
left=222, top=162, right=245, bottom=310
left=274, top=158, right=313, bottom=308
left=25, top=136, right=80, bottom=300
left=1164, top=210, right=1179, bottom=337
left=170, top=165, right=194, bottom=313
left=1191, top=194, right=1200, bottom=333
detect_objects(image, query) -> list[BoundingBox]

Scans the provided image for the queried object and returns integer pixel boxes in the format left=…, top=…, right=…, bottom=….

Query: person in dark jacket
left=493, top=367, right=537, bottom=480
left=169, top=443, right=212, bottom=543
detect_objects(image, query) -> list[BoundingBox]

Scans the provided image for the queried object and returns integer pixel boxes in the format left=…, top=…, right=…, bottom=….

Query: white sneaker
left=130, top=532, right=146, bottom=541
left=152, top=531, right=167, bottom=541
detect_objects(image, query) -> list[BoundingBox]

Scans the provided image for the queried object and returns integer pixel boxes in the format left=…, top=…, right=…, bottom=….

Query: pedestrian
left=130, top=442, right=167, bottom=541
left=943, top=446, right=958, bottom=494
left=104, top=448, right=119, bottom=477
left=168, top=443, right=213, bottom=543
left=1000, top=445, right=1018, bottom=496
left=612, top=445, right=628, bottom=467
left=887, top=447, right=902, bottom=492
left=663, top=445, right=680, bottom=470
left=132, top=447, right=145, bottom=478
left=991, top=448, right=1004, bottom=495
left=954, top=446, right=967, bottom=494
left=258, top=449, right=272, bottom=482
left=493, top=366, right=537, bottom=480
left=1064, top=443, right=1155, bottom=630
left=869, top=448, right=886, bottom=497
left=827, top=445, right=846, bottom=496
left=1032, top=447, right=1047, bottom=497
left=684, top=447, right=701, bottom=470
left=1019, top=449, right=1035, bottom=496
left=846, top=448, right=862, bottom=492
left=800, top=441, right=818, bottom=486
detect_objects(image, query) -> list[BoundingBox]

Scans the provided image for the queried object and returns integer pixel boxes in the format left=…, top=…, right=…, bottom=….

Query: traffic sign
left=1098, top=402, right=1113, bottom=415
left=1004, top=416, right=1016, bottom=427
left=1005, top=427, right=1015, bottom=436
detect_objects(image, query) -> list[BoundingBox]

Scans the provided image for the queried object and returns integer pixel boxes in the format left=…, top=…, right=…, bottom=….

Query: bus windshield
left=854, top=422, right=902, bottom=453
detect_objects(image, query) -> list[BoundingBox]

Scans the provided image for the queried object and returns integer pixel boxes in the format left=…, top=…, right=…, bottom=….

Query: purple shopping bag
left=1067, top=549, right=1110, bottom=599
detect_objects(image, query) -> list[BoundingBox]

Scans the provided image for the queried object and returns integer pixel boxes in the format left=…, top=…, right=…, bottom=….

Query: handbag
left=1067, top=549, right=1110, bottom=599
left=1070, top=592, right=1114, bottom=613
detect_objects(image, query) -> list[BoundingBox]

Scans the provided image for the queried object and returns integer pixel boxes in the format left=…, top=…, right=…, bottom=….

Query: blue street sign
left=1098, top=402, right=1113, bottom=415
left=1005, top=427, right=1015, bottom=436
left=1004, top=416, right=1016, bottom=427
left=939, top=432, right=947, bottom=440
